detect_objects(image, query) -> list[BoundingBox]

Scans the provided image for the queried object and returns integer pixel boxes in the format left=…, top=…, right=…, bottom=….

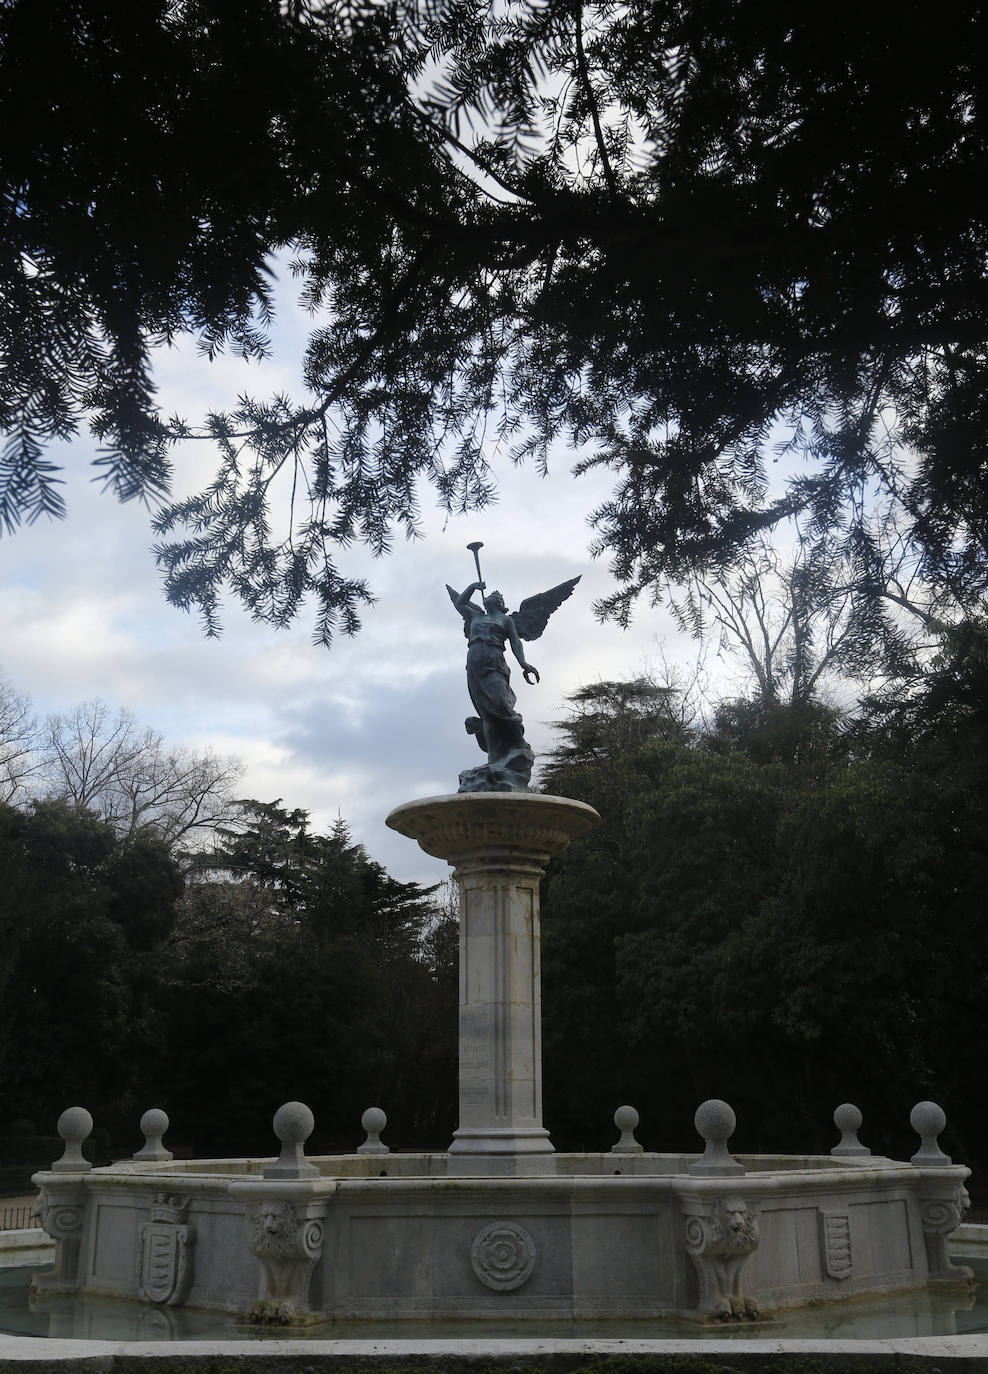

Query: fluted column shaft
left=386, top=792, right=599, bottom=1176
left=451, top=848, right=549, bottom=1161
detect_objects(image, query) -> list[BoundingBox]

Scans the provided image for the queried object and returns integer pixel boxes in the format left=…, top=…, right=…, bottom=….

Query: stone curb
left=3, top=1333, right=988, bottom=1367
left=953, top=1224, right=988, bottom=1257
left=0, top=1230, right=53, bottom=1266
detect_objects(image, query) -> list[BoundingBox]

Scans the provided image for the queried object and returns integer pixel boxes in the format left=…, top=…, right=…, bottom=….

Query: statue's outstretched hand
left=523, top=664, right=540, bottom=685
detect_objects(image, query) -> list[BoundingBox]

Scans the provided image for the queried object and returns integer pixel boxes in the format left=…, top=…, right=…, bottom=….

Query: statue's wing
left=447, top=583, right=473, bottom=638
left=511, top=576, right=581, bottom=641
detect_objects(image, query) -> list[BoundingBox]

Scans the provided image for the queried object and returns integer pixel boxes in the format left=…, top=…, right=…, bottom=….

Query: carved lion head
left=710, top=1196, right=759, bottom=1253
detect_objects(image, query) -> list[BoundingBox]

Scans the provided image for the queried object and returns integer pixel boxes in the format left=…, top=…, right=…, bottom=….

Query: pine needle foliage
left=2, top=0, right=987, bottom=644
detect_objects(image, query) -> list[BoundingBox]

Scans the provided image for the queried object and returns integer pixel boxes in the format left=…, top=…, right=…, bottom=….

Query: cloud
left=0, top=279, right=687, bottom=887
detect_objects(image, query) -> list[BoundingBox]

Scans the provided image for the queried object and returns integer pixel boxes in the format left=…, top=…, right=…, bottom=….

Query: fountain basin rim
left=34, top=1152, right=966, bottom=1197
left=34, top=1150, right=947, bottom=1179
left=385, top=791, right=600, bottom=861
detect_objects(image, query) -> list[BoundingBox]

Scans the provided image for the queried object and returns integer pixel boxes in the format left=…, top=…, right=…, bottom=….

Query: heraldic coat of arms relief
left=137, top=1193, right=195, bottom=1305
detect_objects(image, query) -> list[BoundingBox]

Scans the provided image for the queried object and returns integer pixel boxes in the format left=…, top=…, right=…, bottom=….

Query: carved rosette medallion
left=471, top=1221, right=536, bottom=1291
left=137, top=1194, right=195, bottom=1305
left=821, top=1211, right=852, bottom=1280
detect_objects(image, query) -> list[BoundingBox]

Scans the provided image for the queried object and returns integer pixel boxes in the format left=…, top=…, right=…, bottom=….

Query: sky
left=0, top=261, right=692, bottom=886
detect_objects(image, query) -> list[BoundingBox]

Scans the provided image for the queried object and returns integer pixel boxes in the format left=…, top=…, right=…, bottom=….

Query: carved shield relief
left=820, top=1211, right=852, bottom=1280
left=137, top=1220, right=194, bottom=1305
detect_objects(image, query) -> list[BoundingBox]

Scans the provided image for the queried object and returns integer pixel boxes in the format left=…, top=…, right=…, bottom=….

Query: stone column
left=387, top=792, right=599, bottom=1175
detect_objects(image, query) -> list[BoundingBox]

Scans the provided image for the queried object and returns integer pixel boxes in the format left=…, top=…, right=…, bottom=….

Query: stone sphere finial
left=274, top=1101, right=315, bottom=1143
left=910, top=1100, right=951, bottom=1164
left=52, top=1106, right=94, bottom=1173
left=611, top=1105, right=643, bottom=1153
left=264, top=1101, right=319, bottom=1179
left=695, top=1098, right=735, bottom=1142
left=689, top=1098, right=744, bottom=1177
left=831, top=1103, right=871, bottom=1157
left=134, top=1107, right=173, bottom=1162
left=357, top=1106, right=389, bottom=1155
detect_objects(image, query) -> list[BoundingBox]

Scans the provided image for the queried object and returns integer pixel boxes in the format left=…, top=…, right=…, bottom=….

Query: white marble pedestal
left=386, top=792, right=600, bottom=1175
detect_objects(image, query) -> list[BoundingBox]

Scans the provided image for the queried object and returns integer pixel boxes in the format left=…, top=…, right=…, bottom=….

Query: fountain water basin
left=29, top=793, right=975, bottom=1329
left=30, top=1141, right=974, bottom=1326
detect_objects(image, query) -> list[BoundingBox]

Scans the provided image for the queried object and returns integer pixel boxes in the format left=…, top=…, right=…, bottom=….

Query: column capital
left=386, top=792, right=600, bottom=866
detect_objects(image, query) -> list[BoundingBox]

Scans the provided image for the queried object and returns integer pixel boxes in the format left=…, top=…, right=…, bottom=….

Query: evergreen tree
left=157, top=800, right=454, bottom=1151
left=1, top=1, right=985, bottom=646
left=539, top=681, right=988, bottom=1165
left=0, top=800, right=183, bottom=1140
left=0, top=791, right=457, bottom=1157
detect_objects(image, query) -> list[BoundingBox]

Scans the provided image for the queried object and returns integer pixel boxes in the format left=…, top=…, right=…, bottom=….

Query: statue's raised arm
left=448, top=550, right=580, bottom=795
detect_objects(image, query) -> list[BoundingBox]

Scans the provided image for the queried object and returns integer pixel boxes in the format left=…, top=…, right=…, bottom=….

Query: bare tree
left=0, top=669, right=38, bottom=802
left=671, top=537, right=916, bottom=708
left=41, top=699, right=243, bottom=853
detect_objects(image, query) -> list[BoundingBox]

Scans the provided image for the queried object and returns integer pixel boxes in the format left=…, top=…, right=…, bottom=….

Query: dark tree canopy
left=538, top=682, right=988, bottom=1163
left=2, top=0, right=987, bottom=643
left=0, top=794, right=455, bottom=1155
left=0, top=800, right=184, bottom=1130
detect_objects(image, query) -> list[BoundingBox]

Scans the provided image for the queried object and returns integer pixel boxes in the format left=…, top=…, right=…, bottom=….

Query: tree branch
left=574, top=6, right=618, bottom=200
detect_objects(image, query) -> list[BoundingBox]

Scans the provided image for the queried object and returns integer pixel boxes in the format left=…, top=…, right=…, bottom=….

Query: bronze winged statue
left=447, top=555, right=580, bottom=793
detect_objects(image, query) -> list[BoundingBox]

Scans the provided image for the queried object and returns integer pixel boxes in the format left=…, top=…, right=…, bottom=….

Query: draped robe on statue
left=461, top=612, right=535, bottom=792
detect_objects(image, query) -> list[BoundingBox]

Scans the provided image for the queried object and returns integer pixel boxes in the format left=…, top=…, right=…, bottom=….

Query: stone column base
left=447, top=1125, right=557, bottom=1176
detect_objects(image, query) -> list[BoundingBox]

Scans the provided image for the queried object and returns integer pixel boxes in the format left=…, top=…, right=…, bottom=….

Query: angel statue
left=447, top=547, right=580, bottom=793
